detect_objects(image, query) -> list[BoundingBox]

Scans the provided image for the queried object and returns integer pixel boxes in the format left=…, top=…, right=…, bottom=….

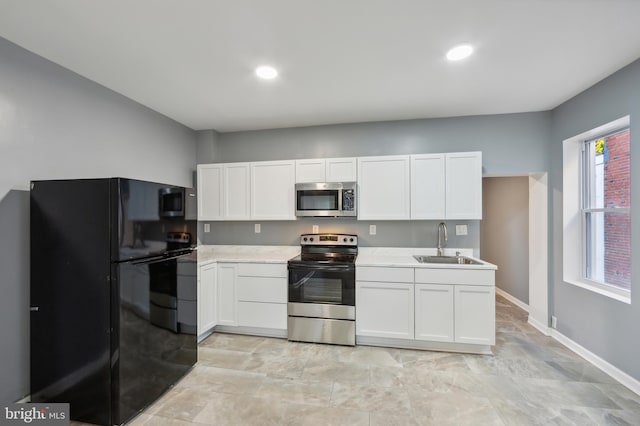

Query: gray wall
left=481, top=176, right=529, bottom=304
left=200, top=111, right=551, bottom=251
left=216, top=112, right=551, bottom=175
left=0, top=37, right=198, bottom=403
left=550, top=58, right=640, bottom=380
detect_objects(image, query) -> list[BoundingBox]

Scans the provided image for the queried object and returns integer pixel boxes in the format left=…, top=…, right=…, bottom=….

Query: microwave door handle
left=338, top=189, right=343, bottom=212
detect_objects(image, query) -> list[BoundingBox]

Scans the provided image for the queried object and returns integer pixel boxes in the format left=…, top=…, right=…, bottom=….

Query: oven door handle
left=288, top=263, right=353, bottom=273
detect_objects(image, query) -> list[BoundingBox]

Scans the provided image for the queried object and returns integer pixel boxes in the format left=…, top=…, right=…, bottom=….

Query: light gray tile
left=408, top=391, right=505, bottom=425
left=243, top=352, right=308, bottom=379
left=330, top=381, right=412, bottom=412
left=490, top=398, right=598, bottom=426
left=197, top=346, right=253, bottom=370
left=302, top=359, right=371, bottom=384
left=517, top=378, right=622, bottom=409
left=284, top=403, right=370, bottom=426
left=122, top=295, right=640, bottom=426
left=256, top=377, right=333, bottom=406
left=193, top=392, right=291, bottom=425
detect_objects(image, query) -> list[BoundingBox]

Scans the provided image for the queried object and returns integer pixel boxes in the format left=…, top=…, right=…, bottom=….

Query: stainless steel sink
left=413, top=255, right=482, bottom=265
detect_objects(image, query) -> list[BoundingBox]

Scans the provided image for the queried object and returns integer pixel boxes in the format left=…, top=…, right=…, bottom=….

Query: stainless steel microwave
left=295, top=182, right=356, bottom=217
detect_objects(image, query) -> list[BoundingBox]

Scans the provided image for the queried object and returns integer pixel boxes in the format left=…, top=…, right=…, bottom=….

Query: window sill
left=564, top=278, right=631, bottom=304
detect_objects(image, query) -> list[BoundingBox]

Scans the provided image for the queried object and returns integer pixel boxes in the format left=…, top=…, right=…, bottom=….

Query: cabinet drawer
left=414, top=268, right=494, bottom=286
left=357, top=266, right=414, bottom=283
left=237, top=263, right=287, bottom=278
left=237, top=276, right=287, bottom=303
left=237, top=302, right=287, bottom=329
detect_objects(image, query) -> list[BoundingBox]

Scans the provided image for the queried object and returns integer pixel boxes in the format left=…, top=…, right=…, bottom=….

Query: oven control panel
left=300, top=233, right=357, bottom=246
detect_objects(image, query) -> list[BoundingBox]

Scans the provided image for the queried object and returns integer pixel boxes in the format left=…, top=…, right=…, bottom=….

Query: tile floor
left=82, top=296, right=640, bottom=425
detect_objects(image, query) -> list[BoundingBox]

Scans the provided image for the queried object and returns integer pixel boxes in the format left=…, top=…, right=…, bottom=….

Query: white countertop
left=196, top=245, right=496, bottom=270
left=197, top=245, right=300, bottom=265
left=356, top=247, right=497, bottom=270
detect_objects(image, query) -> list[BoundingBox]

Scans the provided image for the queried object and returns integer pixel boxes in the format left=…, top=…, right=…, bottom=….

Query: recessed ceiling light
left=255, top=65, right=278, bottom=80
left=446, top=44, right=474, bottom=61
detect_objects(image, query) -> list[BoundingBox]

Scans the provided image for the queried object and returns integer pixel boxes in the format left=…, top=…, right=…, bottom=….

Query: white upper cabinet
left=197, top=164, right=223, bottom=220
left=295, top=157, right=357, bottom=183
left=295, top=159, right=326, bottom=183
left=358, top=155, right=411, bottom=220
left=446, top=151, right=482, bottom=219
left=223, top=163, right=251, bottom=219
left=326, top=157, right=357, bottom=182
left=411, top=154, right=446, bottom=219
left=251, top=160, right=295, bottom=220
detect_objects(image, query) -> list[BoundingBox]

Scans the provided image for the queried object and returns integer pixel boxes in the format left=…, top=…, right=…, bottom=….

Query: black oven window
left=297, top=190, right=338, bottom=211
left=302, top=277, right=343, bottom=303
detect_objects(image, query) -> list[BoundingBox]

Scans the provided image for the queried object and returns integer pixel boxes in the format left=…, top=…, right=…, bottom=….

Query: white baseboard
left=527, top=316, right=551, bottom=336
left=551, top=329, right=640, bottom=397
left=495, top=287, right=529, bottom=312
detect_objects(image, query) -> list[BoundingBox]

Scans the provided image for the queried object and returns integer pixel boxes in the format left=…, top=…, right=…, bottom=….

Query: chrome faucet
left=437, top=222, right=447, bottom=256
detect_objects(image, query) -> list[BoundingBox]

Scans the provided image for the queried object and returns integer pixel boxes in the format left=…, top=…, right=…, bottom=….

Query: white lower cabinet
left=454, top=285, right=495, bottom=345
left=198, top=263, right=217, bottom=338
left=415, top=284, right=454, bottom=342
left=357, top=265, right=495, bottom=351
left=236, top=263, right=287, bottom=331
left=203, top=262, right=287, bottom=336
left=356, top=281, right=414, bottom=339
left=216, top=263, right=237, bottom=326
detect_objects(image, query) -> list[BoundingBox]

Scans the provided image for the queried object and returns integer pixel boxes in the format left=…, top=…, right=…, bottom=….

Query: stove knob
left=343, top=237, right=347, bottom=242
left=303, top=237, right=308, bottom=242
left=350, top=238, right=354, bottom=242
left=309, top=237, right=314, bottom=242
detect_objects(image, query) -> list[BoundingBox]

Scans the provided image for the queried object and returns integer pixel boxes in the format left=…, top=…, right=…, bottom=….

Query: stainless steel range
left=287, top=233, right=357, bottom=346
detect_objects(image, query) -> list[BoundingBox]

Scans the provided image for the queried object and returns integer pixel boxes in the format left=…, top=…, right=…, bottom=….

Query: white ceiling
left=1, top=0, right=640, bottom=132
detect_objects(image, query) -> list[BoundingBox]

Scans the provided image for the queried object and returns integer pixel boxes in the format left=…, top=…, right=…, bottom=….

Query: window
left=582, top=129, right=631, bottom=290
left=563, top=116, right=631, bottom=303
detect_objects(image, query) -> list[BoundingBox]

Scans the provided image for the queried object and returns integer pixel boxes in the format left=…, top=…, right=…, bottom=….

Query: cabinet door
left=415, top=284, right=454, bottom=342
left=295, top=159, right=326, bottom=183
left=197, top=164, right=223, bottom=220
left=217, top=264, right=237, bottom=326
left=358, top=155, right=411, bottom=220
left=411, top=154, right=445, bottom=219
left=326, top=157, right=357, bottom=182
left=251, top=161, right=295, bottom=220
left=199, top=263, right=217, bottom=335
left=454, top=285, right=495, bottom=345
left=356, top=281, right=414, bottom=339
left=445, top=152, right=482, bottom=219
left=223, top=163, right=251, bottom=219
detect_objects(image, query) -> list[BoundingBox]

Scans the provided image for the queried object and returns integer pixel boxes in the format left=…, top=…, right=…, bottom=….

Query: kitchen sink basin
left=413, top=255, right=482, bottom=265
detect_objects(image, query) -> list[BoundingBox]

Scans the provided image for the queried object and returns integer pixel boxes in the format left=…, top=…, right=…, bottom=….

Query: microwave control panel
left=342, top=189, right=355, bottom=211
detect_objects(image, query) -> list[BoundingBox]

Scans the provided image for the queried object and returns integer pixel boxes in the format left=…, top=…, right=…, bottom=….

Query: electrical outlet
left=312, top=225, right=319, bottom=233
left=456, top=224, right=468, bottom=236
left=551, top=315, right=558, bottom=329
left=369, top=225, right=377, bottom=235
left=204, top=223, right=210, bottom=233
left=254, top=223, right=261, bottom=233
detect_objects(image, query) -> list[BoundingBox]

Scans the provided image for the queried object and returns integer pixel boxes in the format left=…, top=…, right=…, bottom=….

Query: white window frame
left=563, top=116, right=631, bottom=304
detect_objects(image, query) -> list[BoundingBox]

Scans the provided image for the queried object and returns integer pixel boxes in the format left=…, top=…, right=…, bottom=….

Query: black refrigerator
left=30, top=178, right=198, bottom=425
